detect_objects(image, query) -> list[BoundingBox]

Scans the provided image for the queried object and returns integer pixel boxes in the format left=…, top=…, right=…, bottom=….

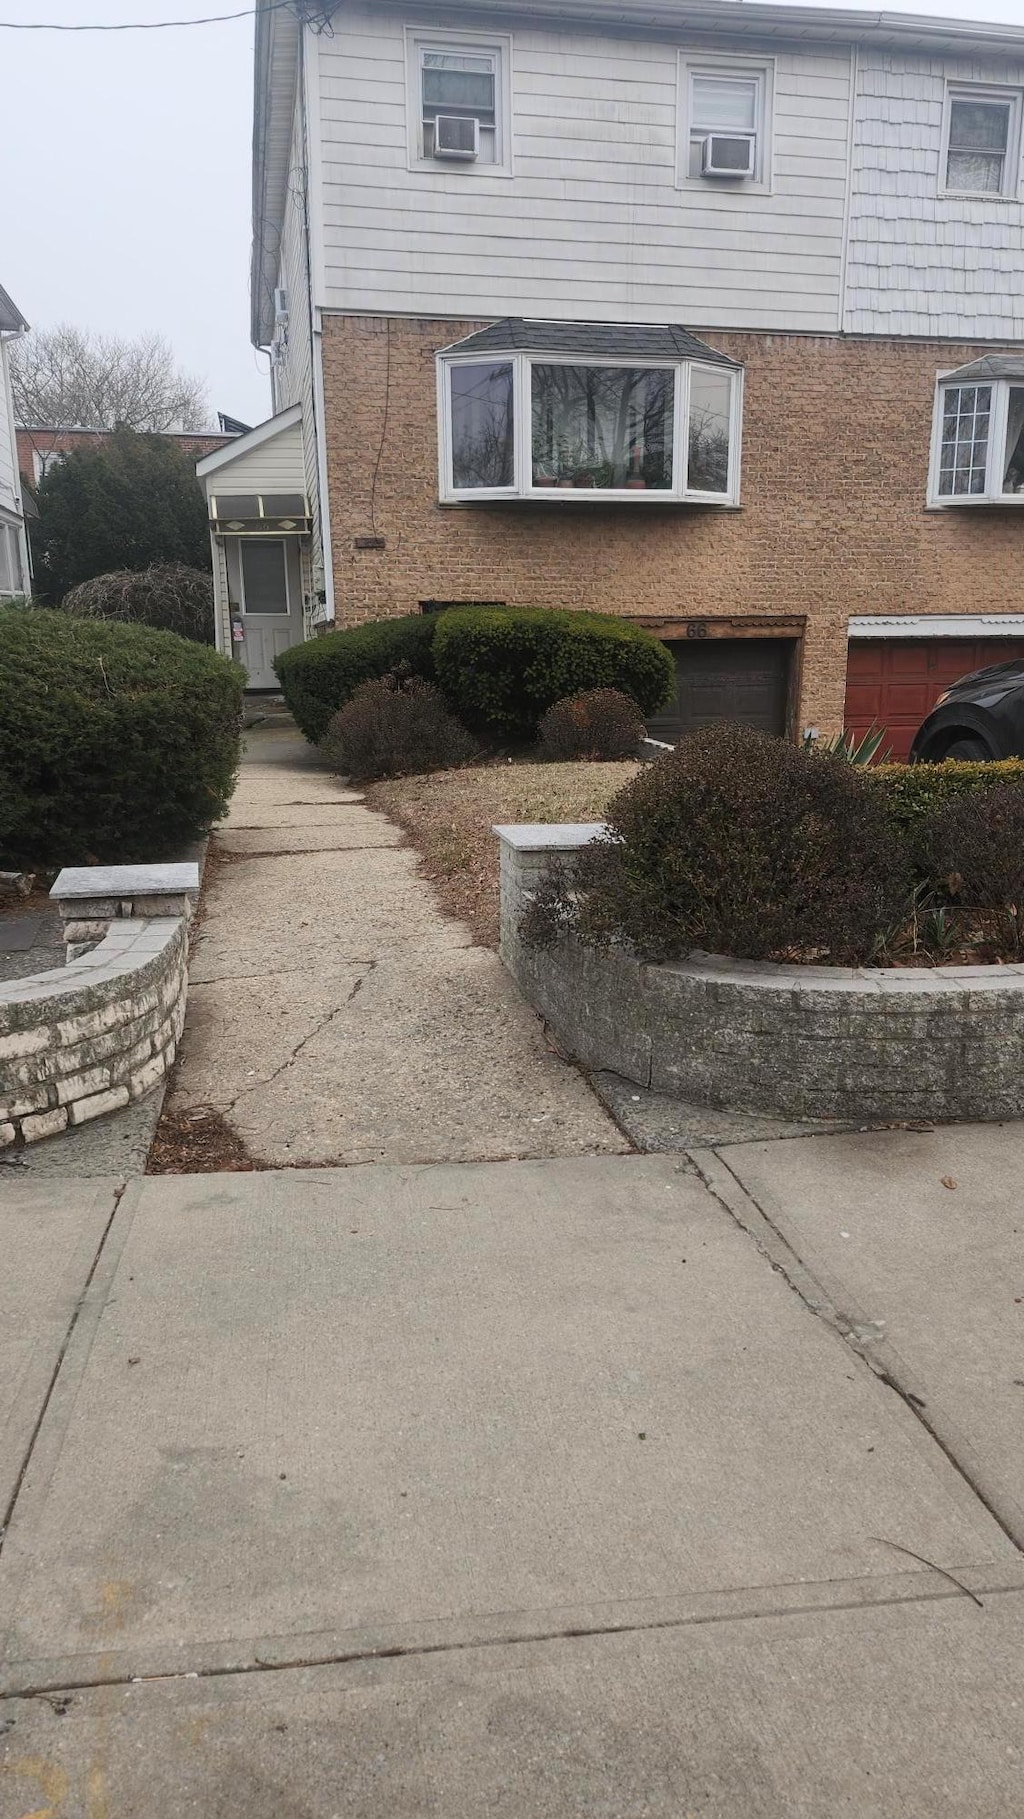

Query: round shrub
left=920, top=782, right=1024, bottom=936
left=432, top=607, right=673, bottom=739
left=275, top=614, right=437, bottom=743
left=60, top=563, right=215, bottom=644
left=527, top=722, right=911, bottom=964
left=0, top=606, right=244, bottom=866
left=538, top=689, right=646, bottom=761
left=322, top=671, right=478, bottom=781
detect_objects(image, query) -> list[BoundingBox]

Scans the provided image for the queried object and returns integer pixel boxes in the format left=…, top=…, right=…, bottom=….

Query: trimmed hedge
left=0, top=606, right=244, bottom=866
left=871, top=760, right=1024, bottom=839
left=275, top=615, right=436, bottom=743
left=432, top=607, right=674, bottom=739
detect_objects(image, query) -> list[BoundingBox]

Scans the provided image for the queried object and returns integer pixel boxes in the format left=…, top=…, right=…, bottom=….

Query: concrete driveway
left=5, top=1140, right=1024, bottom=1814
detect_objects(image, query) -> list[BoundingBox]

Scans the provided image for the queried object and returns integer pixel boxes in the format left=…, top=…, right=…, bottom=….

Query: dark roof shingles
left=445, top=318, right=738, bottom=365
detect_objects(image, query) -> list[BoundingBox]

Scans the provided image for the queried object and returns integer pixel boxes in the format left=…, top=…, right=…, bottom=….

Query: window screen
left=689, top=73, right=759, bottom=178
left=946, top=96, right=1011, bottom=193
left=421, top=47, right=497, bottom=162
left=240, top=540, right=288, bottom=614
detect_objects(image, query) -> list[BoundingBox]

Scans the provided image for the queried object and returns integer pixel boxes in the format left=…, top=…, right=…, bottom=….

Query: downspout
left=299, top=24, right=336, bottom=627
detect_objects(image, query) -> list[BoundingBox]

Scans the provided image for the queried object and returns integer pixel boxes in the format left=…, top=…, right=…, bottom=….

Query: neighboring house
left=200, top=0, right=1024, bottom=748
left=18, top=424, right=236, bottom=492
left=0, top=286, right=31, bottom=600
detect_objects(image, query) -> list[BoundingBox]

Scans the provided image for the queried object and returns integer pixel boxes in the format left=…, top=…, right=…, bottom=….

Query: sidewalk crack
left=223, top=963, right=378, bottom=1111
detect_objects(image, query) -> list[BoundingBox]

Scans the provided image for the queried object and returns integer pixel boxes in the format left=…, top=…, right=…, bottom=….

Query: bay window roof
left=942, top=354, right=1024, bottom=383
left=441, top=319, right=739, bottom=367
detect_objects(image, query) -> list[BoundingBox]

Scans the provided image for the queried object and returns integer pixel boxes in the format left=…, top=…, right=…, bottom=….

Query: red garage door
left=845, top=639, right=1024, bottom=761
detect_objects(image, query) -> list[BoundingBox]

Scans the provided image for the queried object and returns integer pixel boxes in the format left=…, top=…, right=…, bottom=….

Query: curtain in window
left=1003, top=388, right=1024, bottom=493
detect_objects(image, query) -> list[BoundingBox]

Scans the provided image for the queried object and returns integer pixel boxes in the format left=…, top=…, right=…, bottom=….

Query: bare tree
left=10, top=324, right=209, bottom=433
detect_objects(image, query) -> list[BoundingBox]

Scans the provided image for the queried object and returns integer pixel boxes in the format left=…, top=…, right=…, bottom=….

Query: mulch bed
left=366, top=759, right=637, bottom=947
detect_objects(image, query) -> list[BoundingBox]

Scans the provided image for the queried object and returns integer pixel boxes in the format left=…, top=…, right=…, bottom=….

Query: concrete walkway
left=6, top=1144, right=1024, bottom=1814
left=7, top=728, right=1024, bottom=1811
left=165, top=723, right=624, bottom=1166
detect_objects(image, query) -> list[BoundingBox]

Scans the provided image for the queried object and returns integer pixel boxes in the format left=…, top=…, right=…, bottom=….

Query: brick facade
left=16, top=426, right=233, bottom=491
left=320, top=315, right=1024, bottom=734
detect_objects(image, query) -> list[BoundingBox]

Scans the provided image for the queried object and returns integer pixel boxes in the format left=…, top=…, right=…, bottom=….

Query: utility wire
left=0, top=0, right=300, bottom=29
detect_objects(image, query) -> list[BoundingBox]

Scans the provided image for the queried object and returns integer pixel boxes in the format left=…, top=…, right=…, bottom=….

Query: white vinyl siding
left=315, top=9, right=851, bottom=331
left=844, top=49, right=1024, bottom=338
left=0, top=339, right=22, bottom=522
left=270, top=80, right=323, bottom=595
left=207, top=419, right=306, bottom=495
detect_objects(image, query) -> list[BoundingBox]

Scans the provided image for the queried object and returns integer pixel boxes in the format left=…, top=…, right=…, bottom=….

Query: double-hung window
left=437, top=324, right=743, bottom=505
left=942, top=85, right=1022, bottom=197
left=929, top=366, right=1024, bottom=504
left=407, top=31, right=511, bottom=172
left=680, top=56, right=772, bottom=187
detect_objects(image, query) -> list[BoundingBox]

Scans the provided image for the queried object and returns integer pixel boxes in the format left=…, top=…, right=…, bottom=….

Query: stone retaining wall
left=0, top=918, right=187, bottom=1147
left=496, top=824, right=1024, bottom=1123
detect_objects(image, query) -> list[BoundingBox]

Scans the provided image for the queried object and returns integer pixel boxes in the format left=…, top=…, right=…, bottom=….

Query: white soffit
left=848, top=615, right=1024, bottom=639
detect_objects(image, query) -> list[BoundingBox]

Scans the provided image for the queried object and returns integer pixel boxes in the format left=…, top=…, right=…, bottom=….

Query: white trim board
left=848, top=615, right=1024, bottom=639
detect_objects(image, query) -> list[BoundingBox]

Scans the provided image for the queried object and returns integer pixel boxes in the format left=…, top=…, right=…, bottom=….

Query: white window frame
left=436, top=351, right=743, bottom=506
left=928, top=372, right=1024, bottom=506
left=405, top=28, right=513, bottom=178
left=238, top=537, right=292, bottom=615
left=940, top=82, right=1023, bottom=201
left=677, top=53, right=774, bottom=193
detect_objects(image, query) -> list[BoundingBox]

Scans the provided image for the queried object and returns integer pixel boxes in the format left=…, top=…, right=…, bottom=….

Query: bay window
left=930, top=364, right=1024, bottom=504
left=438, top=324, right=742, bottom=504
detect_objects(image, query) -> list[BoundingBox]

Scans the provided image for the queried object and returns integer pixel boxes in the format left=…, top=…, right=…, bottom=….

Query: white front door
left=237, top=538, right=300, bottom=689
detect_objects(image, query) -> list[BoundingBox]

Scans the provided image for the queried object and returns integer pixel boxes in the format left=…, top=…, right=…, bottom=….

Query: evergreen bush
left=432, top=607, right=673, bottom=739
left=275, top=614, right=436, bottom=742
left=0, top=606, right=243, bottom=865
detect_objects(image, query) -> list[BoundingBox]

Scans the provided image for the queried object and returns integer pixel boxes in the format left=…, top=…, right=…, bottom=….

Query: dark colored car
left=910, top=660, right=1024, bottom=762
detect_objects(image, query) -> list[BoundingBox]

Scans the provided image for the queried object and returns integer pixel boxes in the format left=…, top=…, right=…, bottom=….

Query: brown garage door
left=845, top=638, right=1024, bottom=762
left=647, top=638, right=792, bottom=744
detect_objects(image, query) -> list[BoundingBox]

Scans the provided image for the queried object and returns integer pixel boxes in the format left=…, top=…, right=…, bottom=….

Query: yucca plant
left=803, top=726, right=891, bottom=765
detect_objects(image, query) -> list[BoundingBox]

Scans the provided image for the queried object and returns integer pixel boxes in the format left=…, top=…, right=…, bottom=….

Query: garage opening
left=646, top=637, right=794, bottom=744
left=845, top=637, right=1024, bottom=762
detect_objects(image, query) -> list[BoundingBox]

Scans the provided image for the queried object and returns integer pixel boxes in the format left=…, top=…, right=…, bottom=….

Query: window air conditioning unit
left=433, top=115, right=480, bottom=159
left=701, top=133, right=755, bottom=177
left=273, top=287, right=289, bottom=325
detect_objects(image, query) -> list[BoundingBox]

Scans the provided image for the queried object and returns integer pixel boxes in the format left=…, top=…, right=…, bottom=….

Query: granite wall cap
left=493, top=822, right=608, bottom=851
left=51, top=862, right=200, bottom=901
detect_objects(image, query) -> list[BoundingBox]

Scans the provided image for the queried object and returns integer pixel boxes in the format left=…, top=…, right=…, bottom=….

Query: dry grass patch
left=367, top=760, right=638, bottom=947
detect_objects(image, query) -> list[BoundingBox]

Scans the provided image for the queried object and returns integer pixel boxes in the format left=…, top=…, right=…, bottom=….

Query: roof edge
left=196, top=403, right=303, bottom=478
left=0, top=283, right=28, bottom=337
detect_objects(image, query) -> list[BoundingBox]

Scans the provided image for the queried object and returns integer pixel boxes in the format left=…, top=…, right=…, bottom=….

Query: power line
left=0, top=0, right=299, bottom=29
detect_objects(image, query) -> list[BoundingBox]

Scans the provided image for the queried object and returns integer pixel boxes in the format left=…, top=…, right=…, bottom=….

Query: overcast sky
left=4, top=0, right=1023, bottom=432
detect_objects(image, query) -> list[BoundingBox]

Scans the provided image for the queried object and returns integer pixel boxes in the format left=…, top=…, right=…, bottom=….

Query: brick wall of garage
left=320, top=316, right=1024, bottom=736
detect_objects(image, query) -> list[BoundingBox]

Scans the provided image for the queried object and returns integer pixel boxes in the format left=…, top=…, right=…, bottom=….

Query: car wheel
left=944, top=737, right=992, bottom=761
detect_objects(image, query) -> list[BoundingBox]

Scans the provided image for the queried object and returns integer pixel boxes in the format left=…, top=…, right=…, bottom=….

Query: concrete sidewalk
left=164, top=723, right=624, bottom=1166
left=4, top=1146, right=1024, bottom=1814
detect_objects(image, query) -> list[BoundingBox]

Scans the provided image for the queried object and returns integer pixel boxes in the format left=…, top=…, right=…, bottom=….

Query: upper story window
left=929, top=360, right=1024, bottom=505
left=406, top=30, right=512, bottom=175
left=679, top=55, right=773, bottom=189
left=437, top=321, right=743, bottom=505
left=942, top=84, right=1022, bottom=198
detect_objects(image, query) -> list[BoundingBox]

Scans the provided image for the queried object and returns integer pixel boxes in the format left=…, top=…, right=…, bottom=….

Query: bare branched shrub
left=322, top=670, right=478, bottom=781
left=61, top=564, right=214, bottom=644
left=537, top=689, right=645, bottom=761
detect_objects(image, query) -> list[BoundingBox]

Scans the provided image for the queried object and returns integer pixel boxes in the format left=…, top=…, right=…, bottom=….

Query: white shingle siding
left=844, top=49, right=1024, bottom=338
left=316, top=9, right=851, bottom=332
